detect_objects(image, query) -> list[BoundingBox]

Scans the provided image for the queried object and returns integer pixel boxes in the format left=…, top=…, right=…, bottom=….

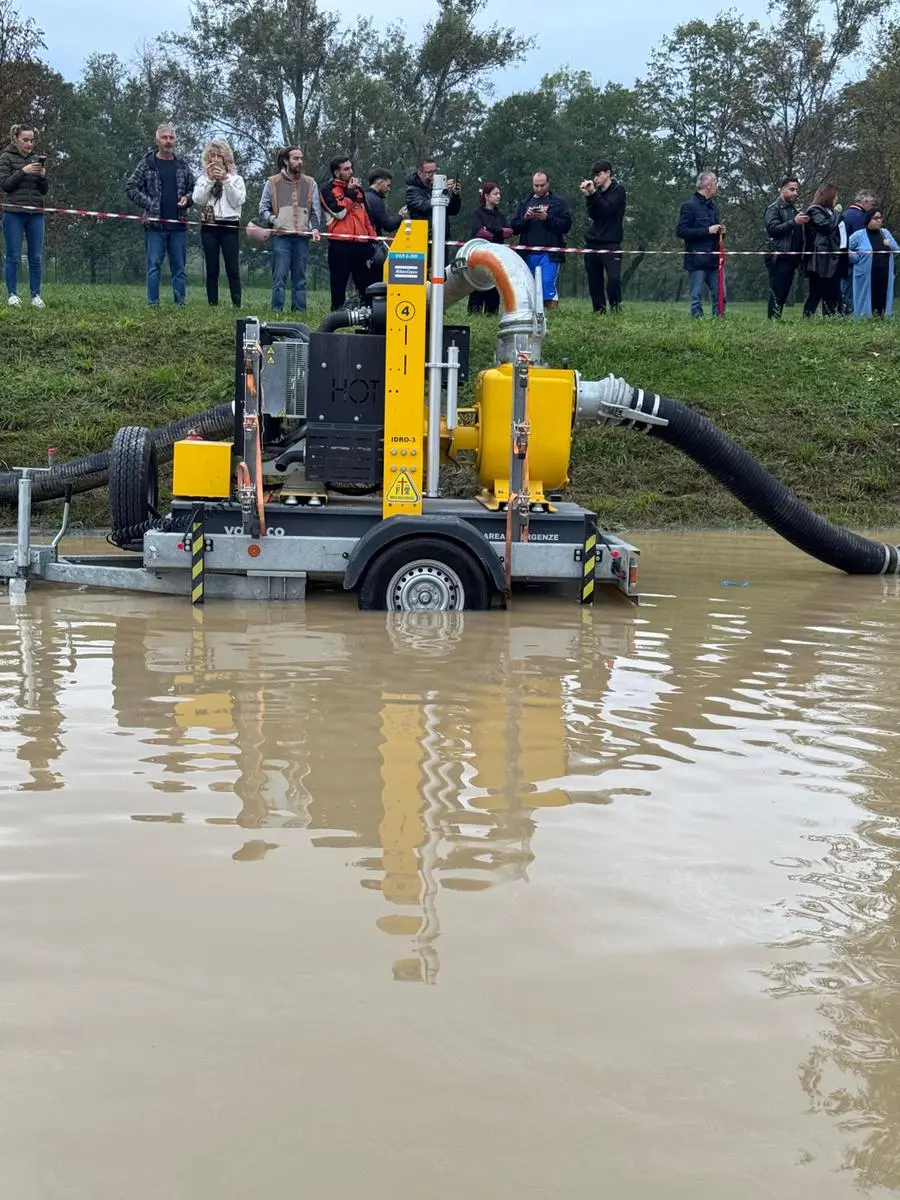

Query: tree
left=0, top=0, right=45, bottom=133
left=843, top=23, right=900, bottom=216
left=641, top=13, right=768, bottom=187
left=746, top=0, right=883, bottom=194
left=166, top=0, right=530, bottom=176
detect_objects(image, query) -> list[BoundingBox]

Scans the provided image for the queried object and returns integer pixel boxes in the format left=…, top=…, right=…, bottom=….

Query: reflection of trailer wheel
left=109, top=426, right=159, bottom=552
left=358, top=538, right=491, bottom=611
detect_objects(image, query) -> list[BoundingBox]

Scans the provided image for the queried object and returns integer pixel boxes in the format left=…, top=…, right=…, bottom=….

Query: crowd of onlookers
left=1, top=120, right=896, bottom=322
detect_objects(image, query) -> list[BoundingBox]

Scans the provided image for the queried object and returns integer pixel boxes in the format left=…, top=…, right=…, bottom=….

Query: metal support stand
left=426, top=174, right=449, bottom=498
left=504, top=355, right=532, bottom=592
left=445, top=344, right=460, bottom=431
left=242, top=317, right=262, bottom=536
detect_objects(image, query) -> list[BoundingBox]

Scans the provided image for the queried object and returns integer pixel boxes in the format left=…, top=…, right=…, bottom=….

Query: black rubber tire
left=109, top=426, right=159, bottom=552
left=357, top=537, right=491, bottom=611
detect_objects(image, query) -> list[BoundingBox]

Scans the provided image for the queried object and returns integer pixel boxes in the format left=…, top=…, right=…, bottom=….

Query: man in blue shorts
left=511, top=171, right=572, bottom=310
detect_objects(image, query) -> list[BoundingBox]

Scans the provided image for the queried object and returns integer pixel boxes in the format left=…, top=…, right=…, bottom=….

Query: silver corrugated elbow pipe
left=444, top=239, right=545, bottom=363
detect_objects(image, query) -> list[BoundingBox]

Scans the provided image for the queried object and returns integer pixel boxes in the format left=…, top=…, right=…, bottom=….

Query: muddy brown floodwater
left=2, top=530, right=900, bottom=1198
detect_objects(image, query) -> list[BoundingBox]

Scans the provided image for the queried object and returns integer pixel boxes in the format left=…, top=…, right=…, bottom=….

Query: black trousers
left=201, top=221, right=241, bottom=306
left=585, top=247, right=622, bottom=311
left=467, top=287, right=500, bottom=314
left=804, top=273, right=840, bottom=317
left=767, top=257, right=797, bottom=318
left=329, top=241, right=371, bottom=310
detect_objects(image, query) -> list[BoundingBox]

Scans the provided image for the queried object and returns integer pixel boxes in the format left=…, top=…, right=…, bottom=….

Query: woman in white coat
left=193, top=140, right=246, bottom=307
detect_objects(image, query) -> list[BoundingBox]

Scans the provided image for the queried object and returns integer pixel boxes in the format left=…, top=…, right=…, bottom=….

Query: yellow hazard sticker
left=385, top=470, right=420, bottom=502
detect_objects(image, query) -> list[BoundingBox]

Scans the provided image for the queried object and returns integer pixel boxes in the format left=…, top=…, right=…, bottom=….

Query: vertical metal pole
left=445, top=343, right=460, bottom=431
left=426, top=174, right=448, bottom=499
left=15, top=471, right=32, bottom=574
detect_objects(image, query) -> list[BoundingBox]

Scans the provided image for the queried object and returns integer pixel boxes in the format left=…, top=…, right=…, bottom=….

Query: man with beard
left=763, top=176, right=808, bottom=319
left=259, top=146, right=322, bottom=314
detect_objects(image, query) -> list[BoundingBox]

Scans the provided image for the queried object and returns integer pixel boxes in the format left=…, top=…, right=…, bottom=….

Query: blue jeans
left=841, top=275, right=853, bottom=315
left=525, top=252, right=560, bottom=302
left=3, top=211, right=44, bottom=298
left=145, top=229, right=187, bottom=306
left=271, top=235, right=310, bottom=311
left=688, top=268, right=722, bottom=318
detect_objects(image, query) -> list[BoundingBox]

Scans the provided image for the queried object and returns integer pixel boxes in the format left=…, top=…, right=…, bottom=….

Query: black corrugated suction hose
left=0, top=403, right=234, bottom=506
left=622, top=388, right=900, bottom=575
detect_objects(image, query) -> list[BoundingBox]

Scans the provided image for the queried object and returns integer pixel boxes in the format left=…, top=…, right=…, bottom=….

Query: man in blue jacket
left=676, top=171, right=725, bottom=318
left=511, top=171, right=572, bottom=310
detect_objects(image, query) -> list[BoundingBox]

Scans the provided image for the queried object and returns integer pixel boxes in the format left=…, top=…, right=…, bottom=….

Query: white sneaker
left=30, top=296, right=45, bottom=309
left=7, top=294, right=21, bottom=306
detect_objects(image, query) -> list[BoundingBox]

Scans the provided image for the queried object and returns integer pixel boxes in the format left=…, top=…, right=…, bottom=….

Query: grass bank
left=2, top=285, right=900, bottom=531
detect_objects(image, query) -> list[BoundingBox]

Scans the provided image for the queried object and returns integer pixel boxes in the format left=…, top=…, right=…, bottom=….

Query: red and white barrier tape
left=0, top=201, right=389, bottom=243
left=2, top=202, right=892, bottom=255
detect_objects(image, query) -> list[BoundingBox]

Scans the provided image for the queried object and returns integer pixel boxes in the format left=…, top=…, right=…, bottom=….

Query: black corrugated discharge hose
left=620, top=388, right=899, bottom=575
left=0, top=403, right=234, bottom=506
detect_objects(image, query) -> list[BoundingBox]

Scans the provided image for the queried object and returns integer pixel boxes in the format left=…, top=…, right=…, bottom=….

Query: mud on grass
left=2, top=285, right=900, bottom=532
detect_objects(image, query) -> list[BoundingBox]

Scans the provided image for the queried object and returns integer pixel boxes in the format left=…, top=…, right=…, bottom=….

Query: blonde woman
left=192, top=140, right=246, bottom=307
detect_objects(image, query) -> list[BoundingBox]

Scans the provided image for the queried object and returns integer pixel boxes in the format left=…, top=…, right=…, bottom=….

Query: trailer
left=1, top=176, right=642, bottom=610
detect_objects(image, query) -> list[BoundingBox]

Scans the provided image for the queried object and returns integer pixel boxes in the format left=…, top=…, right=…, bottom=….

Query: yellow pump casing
left=472, top=364, right=576, bottom=503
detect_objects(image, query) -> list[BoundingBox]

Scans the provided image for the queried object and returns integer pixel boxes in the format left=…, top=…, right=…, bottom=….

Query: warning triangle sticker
left=386, top=470, right=420, bottom=502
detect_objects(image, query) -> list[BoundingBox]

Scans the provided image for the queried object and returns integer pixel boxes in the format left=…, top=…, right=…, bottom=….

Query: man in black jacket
left=580, top=159, right=626, bottom=313
left=511, top=171, right=572, bottom=310
left=764, top=176, right=809, bottom=319
left=404, top=156, right=461, bottom=227
left=676, top=171, right=724, bottom=318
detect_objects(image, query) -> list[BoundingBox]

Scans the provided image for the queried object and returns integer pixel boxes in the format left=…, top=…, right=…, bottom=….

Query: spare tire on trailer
left=109, top=426, right=159, bottom=552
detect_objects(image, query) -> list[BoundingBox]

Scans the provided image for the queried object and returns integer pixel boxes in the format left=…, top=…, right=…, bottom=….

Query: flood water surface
left=2, top=531, right=900, bottom=1198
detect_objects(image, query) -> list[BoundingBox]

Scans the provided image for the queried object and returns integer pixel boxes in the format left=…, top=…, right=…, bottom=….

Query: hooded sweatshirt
left=0, top=143, right=48, bottom=209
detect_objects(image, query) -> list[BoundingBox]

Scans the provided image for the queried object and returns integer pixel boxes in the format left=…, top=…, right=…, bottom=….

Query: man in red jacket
left=322, top=155, right=378, bottom=310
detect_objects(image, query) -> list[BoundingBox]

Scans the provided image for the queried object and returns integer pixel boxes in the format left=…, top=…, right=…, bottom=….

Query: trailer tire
left=358, top=537, right=491, bottom=611
left=109, top=426, right=159, bottom=552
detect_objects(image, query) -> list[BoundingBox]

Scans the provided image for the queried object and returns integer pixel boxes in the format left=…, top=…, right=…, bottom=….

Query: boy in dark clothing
left=364, top=168, right=404, bottom=236
left=580, top=159, right=626, bottom=312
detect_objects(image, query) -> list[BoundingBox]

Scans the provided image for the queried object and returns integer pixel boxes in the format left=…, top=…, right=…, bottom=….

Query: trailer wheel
left=358, top=537, right=491, bottom=611
left=109, top=426, right=159, bottom=552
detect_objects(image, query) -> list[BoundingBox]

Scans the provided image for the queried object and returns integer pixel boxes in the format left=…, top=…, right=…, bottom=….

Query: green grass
left=2, top=284, right=900, bottom=532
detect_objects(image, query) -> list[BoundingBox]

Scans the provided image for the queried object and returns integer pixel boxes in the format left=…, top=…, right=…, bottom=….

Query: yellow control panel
left=383, top=220, right=428, bottom=517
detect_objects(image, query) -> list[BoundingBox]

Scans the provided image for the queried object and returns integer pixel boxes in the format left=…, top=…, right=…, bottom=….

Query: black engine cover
left=305, top=332, right=386, bottom=486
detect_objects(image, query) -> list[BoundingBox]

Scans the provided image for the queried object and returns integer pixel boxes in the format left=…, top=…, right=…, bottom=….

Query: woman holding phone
left=0, top=124, right=48, bottom=308
left=192, top=139, right=246, bottom=307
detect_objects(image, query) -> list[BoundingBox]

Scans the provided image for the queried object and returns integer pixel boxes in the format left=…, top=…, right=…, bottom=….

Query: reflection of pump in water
left=369, top=621, right=600, bottom=984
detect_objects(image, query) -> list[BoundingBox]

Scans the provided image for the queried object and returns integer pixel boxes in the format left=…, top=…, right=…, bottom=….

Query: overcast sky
left=29, top=0, right=773, bottom=94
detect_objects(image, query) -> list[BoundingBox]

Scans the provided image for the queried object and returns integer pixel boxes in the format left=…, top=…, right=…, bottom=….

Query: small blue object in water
left=721, top=580, right=749, bottom=587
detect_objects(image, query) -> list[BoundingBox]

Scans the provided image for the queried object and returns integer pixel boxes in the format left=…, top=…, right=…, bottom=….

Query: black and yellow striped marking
left=190, top=514, right=205, bottom=606
left=581, top=528, right=596, bottom=605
